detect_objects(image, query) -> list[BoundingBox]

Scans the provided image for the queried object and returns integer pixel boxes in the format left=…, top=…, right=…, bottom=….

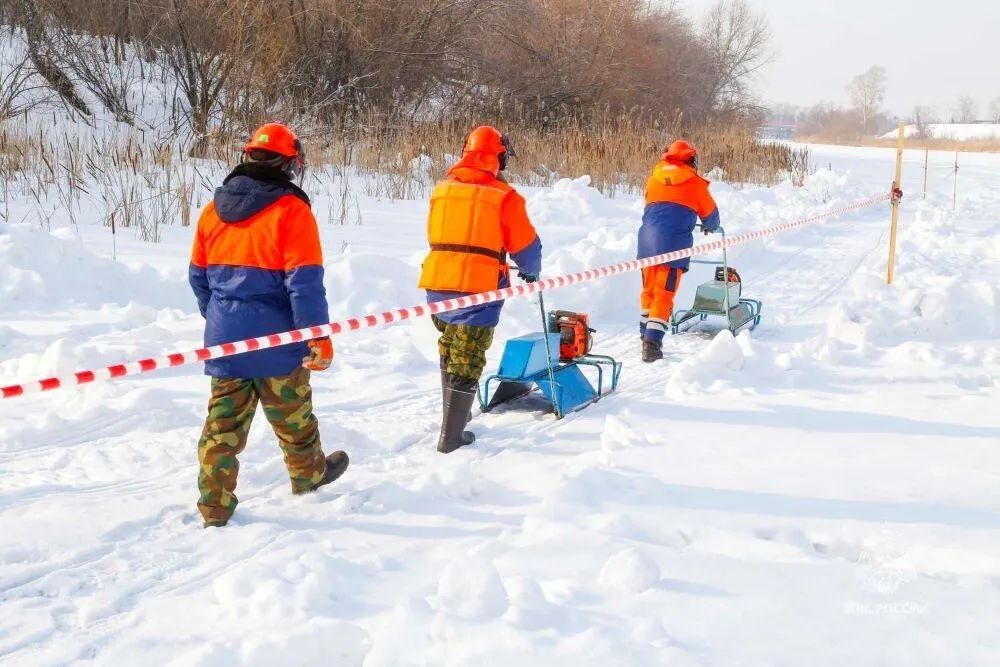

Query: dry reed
left=1, top=110, right=810, bottom=240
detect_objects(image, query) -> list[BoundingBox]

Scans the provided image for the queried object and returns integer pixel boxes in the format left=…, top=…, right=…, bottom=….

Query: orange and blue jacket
left=188, top=165, right=328, bottom=378
left=418, top=152, right=542, bottom=326
left=638, top=159, right=720, bottom=271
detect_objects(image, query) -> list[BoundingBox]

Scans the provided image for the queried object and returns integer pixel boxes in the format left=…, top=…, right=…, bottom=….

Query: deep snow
left=1, top=144, right=999, bottom=667
left=880, top=123, right=1000, bottom=141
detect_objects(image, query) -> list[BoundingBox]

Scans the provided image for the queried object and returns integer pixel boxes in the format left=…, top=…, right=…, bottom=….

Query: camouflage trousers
left=432, top=315, right=495, bottom=381
left=196, top=366, right=327, bottom=525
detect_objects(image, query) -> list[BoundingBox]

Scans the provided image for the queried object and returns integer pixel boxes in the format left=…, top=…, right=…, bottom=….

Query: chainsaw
left=546, top=310, right=595, bottom=362
left=714, top=266, right=741, bottom=284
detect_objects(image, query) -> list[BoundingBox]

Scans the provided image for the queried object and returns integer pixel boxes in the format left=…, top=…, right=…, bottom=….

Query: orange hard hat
left=242, top=122, right=305, bottom=180
left=464, top=125, right=516, bottom=170
left=663, top=139, right=697, bottom=164
left=244, top=123, right=303, bottom=159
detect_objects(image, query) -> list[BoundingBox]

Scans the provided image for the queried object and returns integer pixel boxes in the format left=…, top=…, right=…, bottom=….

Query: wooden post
left=953, top=152, right=959, bottom=211
left=886, top=121, right=905, bottom=285
left=923, top=148, right=929, bottom=199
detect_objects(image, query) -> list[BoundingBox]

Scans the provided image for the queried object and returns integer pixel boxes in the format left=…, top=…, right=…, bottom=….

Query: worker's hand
left=518, top=272, right=538, bottom=283
left=703, top=228, right=714, bottom=235
left=302, top=337, right=334, bottom=371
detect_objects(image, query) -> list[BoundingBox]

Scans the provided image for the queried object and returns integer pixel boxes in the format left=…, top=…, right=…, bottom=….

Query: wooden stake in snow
left=887, top=121, right=905, bottom=285
left=923, top=148, right=929, bottom=200
left=953, top=152, right=959, bottom=211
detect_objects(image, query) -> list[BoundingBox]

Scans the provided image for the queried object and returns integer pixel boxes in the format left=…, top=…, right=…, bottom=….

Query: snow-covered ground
left=1, top=143, right=999, bottom=666
left=880, top=123, right=1000, bottom=141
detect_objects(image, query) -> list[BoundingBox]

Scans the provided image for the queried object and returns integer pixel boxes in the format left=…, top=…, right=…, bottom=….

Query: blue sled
left=478, top=332, right=622, bottom=419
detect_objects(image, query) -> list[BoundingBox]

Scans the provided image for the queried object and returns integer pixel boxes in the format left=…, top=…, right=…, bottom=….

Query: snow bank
left=323, top=244, right=423, bottom=320
left=665, top=330, right=776, bottom=398
left=881, top=123, right=1000, bottom=141
left=434, top=556, right=510, bottom=620
left=0, top=223, right=189, bottom=312
left=825, top=207, right=1000, bottom=353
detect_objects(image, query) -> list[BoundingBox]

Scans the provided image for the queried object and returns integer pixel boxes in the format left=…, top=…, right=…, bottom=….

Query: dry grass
left=218, top=110, right=812, bottom=199
left=1, top=111, right=810, bottom=239
left=0, top=118, right=206, bottom=238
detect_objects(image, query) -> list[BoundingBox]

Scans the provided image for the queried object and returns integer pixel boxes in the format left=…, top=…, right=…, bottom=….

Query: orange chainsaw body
left=548, top=310, right=594, bottom=362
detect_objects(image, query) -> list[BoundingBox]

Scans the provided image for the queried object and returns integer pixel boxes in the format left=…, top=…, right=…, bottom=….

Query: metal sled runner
left=670, top=226, right=763, bottom=335
left=478, top=298, right=622, bottom=419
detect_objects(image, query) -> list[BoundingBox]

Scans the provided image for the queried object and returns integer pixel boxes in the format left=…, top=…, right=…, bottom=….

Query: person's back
left=188, top=123, right=347, bottom=528
left=419, top=147, right=538, bottom=303
left=636, top=140, right=720, bottom=361
left=191, top=158, right=325, bottom=377
left=418, top=126, right=542, bottom=453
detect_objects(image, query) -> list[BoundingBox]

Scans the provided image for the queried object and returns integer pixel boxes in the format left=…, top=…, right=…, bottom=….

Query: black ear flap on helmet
left=283, top=138, right=306, bottom=182
left=499, top=133, right=516, bottom=172
left=690, top=154, right=699, bottom=170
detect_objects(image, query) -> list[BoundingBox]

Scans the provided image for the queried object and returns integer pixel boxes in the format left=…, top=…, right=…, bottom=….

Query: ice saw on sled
left=478, top=296, right=622, bottom=419
left=670, top=225, right=762, bottom=335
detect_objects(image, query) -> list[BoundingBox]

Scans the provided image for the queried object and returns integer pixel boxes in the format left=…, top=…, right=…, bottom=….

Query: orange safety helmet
left=662, top=139, right=698, bottom=168
left=463, top=125, right=516, bottom=171
left=242, top=122, right=305, bottom=181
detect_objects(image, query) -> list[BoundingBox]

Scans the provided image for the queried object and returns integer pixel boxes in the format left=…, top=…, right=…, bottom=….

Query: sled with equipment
left=478, top=296, right=622, bottom=419
left=670, top=226, right=762, bottom=335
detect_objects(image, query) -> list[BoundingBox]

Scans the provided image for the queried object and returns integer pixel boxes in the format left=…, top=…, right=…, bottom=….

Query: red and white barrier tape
left=0, top=193, right=890, bottom=400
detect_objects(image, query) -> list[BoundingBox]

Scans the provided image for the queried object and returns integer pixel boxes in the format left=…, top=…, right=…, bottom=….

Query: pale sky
left=681, top=0, right=1000, bottom=118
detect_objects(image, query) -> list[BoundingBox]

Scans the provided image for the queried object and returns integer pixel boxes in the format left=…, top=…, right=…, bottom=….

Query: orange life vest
left=418, top=154, right=536, bottom=294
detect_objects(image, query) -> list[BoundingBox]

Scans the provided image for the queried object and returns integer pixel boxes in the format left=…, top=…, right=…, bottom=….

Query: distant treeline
left=1, top=0, right=772, bottom=139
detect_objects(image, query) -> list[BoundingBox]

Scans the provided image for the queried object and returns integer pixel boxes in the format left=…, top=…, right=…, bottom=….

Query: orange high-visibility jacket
left=189, top=170, right=328, bottom=378
left=638, top=160, right=720, bottom=271
left=418, top=154, right=539, bottom=294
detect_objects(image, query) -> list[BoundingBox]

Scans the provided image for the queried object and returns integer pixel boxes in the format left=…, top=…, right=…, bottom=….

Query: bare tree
left=48, top=30, right=142, bottom=124
left=17, top=0, right=92, bottom=118
left=700, top=0, right=773, bottom=117
left=0, top=50, right=54, bottom=120
left=846, top=66, right=886, bottom=135
left=954, top=95, right=978, bottom=123
left=911, top=105, right=936, bottom=140
left=11, top=0, right=779, bottom=133
left=137, top=0, right=270, bottom=148
left=990, top=98, right=1000, bottom=124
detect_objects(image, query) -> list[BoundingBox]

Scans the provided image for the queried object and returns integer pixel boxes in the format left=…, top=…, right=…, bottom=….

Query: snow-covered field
left=1, top=143, right=999, bottom=666
left=880, top=123, right=1000, bottom=141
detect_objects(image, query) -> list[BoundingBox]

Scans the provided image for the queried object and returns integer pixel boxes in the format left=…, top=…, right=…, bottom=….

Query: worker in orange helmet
left=637, top=139, right=720, bottom=362
left=188, top=122, right=348, bottom=527
left=418, top=125, right=542, bottom=453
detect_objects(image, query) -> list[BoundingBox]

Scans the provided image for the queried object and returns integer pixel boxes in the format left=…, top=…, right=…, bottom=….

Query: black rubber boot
left=438, top=374, right=477, bottom=453
left=642, top=338, right=663, bottom=363
left=441, top=368, right=474, bottom=436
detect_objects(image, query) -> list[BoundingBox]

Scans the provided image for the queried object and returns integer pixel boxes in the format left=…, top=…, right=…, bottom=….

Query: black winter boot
left=642, top=338, right=663, bottom=363
left=294, top=450, right=350, bottom=494
left=438, top=374, right=478, bottom=453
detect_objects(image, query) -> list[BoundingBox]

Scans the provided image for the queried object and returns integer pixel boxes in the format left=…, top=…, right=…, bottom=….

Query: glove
left=302, top=337, right=334, bottom=371
left=518, top=272, right=538, bottom=283
left=703, top=228, right=714, bottom=235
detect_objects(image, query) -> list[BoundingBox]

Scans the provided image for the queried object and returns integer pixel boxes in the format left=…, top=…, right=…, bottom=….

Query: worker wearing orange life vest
left=418, top=126, right=542, bottom=453
left=637, top=139, right=721, bottom=362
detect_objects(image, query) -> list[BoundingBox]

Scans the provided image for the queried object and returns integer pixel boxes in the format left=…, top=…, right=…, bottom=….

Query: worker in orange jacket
left=189, top=123, right=348, bottom=527
left=637, top=139, right=720, bottom=362
left=418, top=126, right=542, bottom=453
